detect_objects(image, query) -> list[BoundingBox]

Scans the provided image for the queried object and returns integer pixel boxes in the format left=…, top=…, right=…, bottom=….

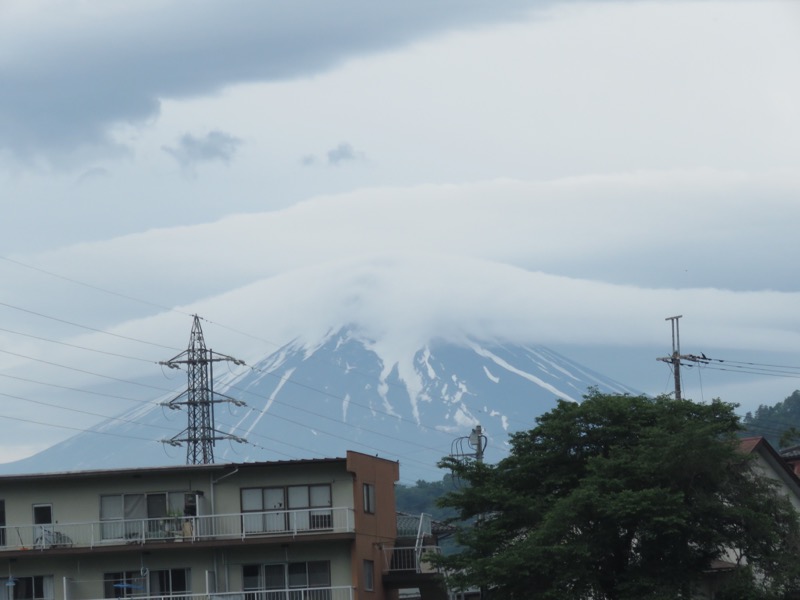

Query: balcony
left=75, top=589, right=354, bottom=600
left=384, top=545, right=442, bottom=574
left=382, top=546, right=447, bottom=600
left=0, top=507, right=355, bottom=552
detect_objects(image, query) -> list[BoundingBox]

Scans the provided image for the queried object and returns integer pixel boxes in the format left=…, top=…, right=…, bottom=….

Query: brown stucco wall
left=346, top=451, right=400, bottom=600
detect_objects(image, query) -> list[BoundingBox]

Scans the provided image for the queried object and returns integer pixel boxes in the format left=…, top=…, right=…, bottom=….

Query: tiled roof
left=738, top=436, right=763, bottom=455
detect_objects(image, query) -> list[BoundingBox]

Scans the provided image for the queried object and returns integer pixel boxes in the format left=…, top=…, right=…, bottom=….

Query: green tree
left=434, top=392, right=800, bottom=600
left=743, top=390, right=800, bottom=448
left=395, top=474, right=458, bottom=522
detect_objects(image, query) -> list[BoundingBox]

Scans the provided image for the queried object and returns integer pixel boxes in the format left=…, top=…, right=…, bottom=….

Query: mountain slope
left=0, top=328, right=639, bottom=481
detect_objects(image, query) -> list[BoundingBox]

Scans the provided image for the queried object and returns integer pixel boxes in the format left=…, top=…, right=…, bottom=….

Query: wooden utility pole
left=657, top=315, right=685, bottom=400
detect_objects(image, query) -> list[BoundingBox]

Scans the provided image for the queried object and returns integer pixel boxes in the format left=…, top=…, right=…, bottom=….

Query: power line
left=0, top=255, right=190, bottom=316
left=0, top=348, right=178, bottom=393
left=0, top=391, right=176, bottom=435
left=0, top=412, right=156, bottom=443
left=0, top=326, right=158, bottom=364
left=0, top=300, right=180, bottom=351
left=681, top=361, right=800, bottom=380
left=0, top=372, right=155, bottom=404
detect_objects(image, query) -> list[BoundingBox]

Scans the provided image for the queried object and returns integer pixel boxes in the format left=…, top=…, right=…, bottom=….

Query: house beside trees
left=433, top=391, right=800, bottom=600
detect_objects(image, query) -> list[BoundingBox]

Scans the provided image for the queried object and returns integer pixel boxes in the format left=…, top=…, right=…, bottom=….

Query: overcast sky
left=1, top=0, right=800, bottom=464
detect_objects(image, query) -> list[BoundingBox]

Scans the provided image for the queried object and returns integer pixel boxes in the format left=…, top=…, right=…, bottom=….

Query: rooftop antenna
left=159, top=315, right=247, bottom=464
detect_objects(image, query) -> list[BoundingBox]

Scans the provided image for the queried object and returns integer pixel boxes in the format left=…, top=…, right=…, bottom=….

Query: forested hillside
left=742, top=390, right=800, bottom=448
left=395, top=474, right=459, bottom=522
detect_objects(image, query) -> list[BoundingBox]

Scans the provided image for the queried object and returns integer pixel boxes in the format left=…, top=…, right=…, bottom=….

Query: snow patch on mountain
left=483, top=366, right=500, bottom=383
left=467, top=341, right=578, bottom=402
left=419, top=346, right=437, bottom=379
left=342, top=393, right=351, bottom=421
left=0, top=327, right=642, bottom=481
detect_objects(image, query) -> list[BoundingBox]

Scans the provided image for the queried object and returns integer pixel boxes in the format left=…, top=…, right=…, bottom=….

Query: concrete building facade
left=0, top=452, right=400, bottom=600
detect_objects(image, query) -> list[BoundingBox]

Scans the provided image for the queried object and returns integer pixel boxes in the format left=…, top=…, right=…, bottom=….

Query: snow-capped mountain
left=0, top=327, right=639, bottom=482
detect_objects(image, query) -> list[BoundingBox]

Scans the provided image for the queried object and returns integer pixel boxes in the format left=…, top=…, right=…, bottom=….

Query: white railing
left=215, top=590, right=353, bottom=600
left=384, top=545, right=442, bottom=573
left=79, top=588, right=354, bottom=600
left=0, top=508, right=354, bottom=552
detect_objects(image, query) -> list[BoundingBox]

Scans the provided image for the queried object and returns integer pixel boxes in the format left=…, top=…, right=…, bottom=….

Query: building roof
left=779, top=443, right=800, bottom=459
left=738, top=436, right=800, bottom=495
left=0, top=450, right=398, bottom=482
left=738, top=436, right=763, bottom=455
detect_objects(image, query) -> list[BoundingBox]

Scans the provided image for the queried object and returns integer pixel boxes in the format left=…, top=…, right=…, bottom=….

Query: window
left=363, top=483, right=375, bottom=514
left=32, top=505, right=52, bottom=526
left=100, top=492, right=187, bottom=540
left=263, top=564, right=285, bottom=589
left=242, top=564, right=263, bottom=600
left=363, top=560, right=374, bottom=592
left=243, top=563, right=330, bottom=600
left=242, top=487, right=286, bottom=533
left=150, top=568, right=189, bottom=599
left=103, top=572, right=145, bottom=598
left=32, top=505, right=54, bottom=548
left=9, top=576, right=53, bottom=600
left=242, top=485, right=332, bottom=533
left=305, top=562, right=330, bottom=588
left=0, top=499, right=5, bottom=546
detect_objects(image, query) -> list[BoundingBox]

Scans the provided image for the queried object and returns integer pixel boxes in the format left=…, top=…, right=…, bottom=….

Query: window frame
left=242, top=562, right=330, bottom=594
left=103, top=571, right=145, bottom=599
left=10, top=575, right=53, bottom=600
left=0, top=499, right=5, bottom=547
left=100, top=492, right=188, bottom=540
left=149, top=568, right=190, bottom=597
left=363, top=483, right=376, bottom=514
left=364, top=559, right=374, bottom=592
left=240, top=484, right=332, bottom=532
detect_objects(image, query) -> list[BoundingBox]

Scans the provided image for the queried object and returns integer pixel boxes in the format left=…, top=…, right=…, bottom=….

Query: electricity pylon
left=159, top=315, right=246, bottom=464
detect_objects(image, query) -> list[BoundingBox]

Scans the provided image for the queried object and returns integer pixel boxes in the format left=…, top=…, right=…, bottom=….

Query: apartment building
left=0, top=451, right=402, bottom=600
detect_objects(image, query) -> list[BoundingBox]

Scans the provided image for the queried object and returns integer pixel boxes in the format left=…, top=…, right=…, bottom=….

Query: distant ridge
left=0, top=327, right=640, bottom=481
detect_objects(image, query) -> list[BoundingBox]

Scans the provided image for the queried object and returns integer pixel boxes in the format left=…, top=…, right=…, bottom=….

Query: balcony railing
left=384, top=545, right=442, bottom=573
left=78, top=588, right=354, bottom=600
left=396, top=513, right=432, bottom=538
left=0, top=507, right=354, bottom=552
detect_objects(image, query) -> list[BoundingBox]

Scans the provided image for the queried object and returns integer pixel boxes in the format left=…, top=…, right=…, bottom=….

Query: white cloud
left=6, top=169, right=800, bottom=368
left=16, top=169, right=800, bottom=308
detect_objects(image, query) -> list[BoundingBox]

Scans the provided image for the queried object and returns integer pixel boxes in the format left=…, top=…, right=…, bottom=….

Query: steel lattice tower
left=160, top=315, right=246, bottom=464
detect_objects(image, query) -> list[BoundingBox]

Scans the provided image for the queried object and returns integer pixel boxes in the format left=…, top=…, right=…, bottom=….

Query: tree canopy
left=434, top=391, right=800, bottom=600
left=395, top=474, right=458, bottom=522
left=743, top=389, right=800, bottom=448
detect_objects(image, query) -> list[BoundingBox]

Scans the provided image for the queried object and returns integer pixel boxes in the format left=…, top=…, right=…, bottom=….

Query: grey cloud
left=0, top=1, right=534, bottom=165
left=74, top=167, right=111, bottom=186
left=327, top=142, right=363, bottom=166
left=300, top=155, right=318, bottom=167
left=163, top=131, right=243, bottom=170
